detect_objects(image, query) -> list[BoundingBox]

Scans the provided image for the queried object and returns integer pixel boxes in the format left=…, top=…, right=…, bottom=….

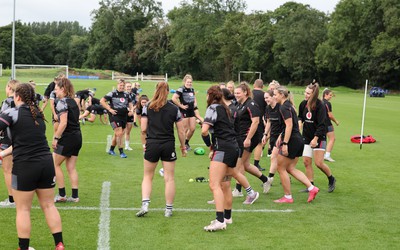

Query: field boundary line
left=26, top=206, right=294, bottom=213
left=97, top=181, right=111, bottom=250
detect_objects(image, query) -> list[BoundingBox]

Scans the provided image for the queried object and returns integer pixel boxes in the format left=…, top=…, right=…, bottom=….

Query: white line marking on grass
left=97, top=181, right=111, bottom=250
left=36, top=206, right=294, bottom=213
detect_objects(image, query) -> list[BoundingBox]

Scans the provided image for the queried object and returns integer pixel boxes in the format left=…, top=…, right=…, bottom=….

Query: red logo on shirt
left=306, top=111, right=312, bottom=120
left=120, top=98, right=125, bottom=103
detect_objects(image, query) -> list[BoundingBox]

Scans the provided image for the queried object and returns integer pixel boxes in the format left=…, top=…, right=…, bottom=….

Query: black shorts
left=12, top=156, right=55, bottom=191
left=54, top=132, right=82, bottom=157
left=180, top=108, right=195, bottom=118
left=210, top=147, right=239, bottom=168
left=238, top=134, right=261, bottom=153
left=269, top=135, right=279, bottom=150
left=144, top=140, right=177, bottom=162
left=126, top=114, right=134, bottom=123
left=278, top=135, right=304, bottom=159
left=109, top=115, right=127, bottom=129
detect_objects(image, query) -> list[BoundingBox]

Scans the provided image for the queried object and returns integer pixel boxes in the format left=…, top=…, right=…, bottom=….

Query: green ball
left=194, top=147, right=205, bottom=155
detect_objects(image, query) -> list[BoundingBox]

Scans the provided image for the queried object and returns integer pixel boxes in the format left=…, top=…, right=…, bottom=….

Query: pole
left=360, top=79, right=368, bottom=149
left=11, top=0, right=16, bottom=80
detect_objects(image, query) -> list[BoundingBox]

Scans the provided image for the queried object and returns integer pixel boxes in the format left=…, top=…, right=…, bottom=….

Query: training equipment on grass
left=350, top=135, right=376, bottom=144
left=359, top=79, right=368, bottom=149
left=170, top=89, right=176, bottom=93
left=189, top=178, right=194, bottom=182
left=194, top=147, right=205, bottom=155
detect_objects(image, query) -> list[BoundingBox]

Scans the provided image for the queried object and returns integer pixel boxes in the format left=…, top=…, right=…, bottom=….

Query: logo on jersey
left=51, top=176, right=56, bottom=186
left=306, top=111, right=312, bottom=120
left=189, top=93, right=194, bottom=96
left=120, top=98, right=126, bottom=103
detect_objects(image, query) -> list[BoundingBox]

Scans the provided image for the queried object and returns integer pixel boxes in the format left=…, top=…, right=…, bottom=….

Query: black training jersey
left=265, top=103, right=283, bottom=136
left=203, top=104, right=237, bottom=148
left=298, top=99, right=327, bottom=143
left=0, top=96, right=15, bottom=145
left=175, top=86, right=195, bottom=110
left=103, top=90, right=132, bottom=116
left=279, top=100, right=301, bottom=139
left=91, top=97, right=101, bottom=105
left=252, top=89, right=267, bottom=116
left=322, top=99, right=333, bottom=126
left=44, top=81, right=55, bottom=98
left=0, top=105, right=51, bottom=162
left=55, top=97, right=81, bottom=135
left=235, top=97, right=261, bottom=137
left=75, top=90, right=92, bottom=100
left=128, top=92, right=137, bottom=106
left=142, top=101, right=182, bottom=143
left=35, top=93, right=44, bottom=106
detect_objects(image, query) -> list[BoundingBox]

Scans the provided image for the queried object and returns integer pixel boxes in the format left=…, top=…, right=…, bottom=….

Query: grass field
left=0, top=76, right=399, bottom=249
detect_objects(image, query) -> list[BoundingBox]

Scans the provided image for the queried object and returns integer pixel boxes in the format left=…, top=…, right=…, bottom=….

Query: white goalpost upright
left=238, top=71, right=262, bottom=83
left=0, top=64, right=2, bottom=77
left=360, top=79, right=368, bottom=150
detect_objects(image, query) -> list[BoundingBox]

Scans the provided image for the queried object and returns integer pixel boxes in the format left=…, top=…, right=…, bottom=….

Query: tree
left=85, top=0, right=162, bottom=73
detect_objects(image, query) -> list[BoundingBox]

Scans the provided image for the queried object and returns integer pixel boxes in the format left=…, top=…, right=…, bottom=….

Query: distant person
left=101, top=79, right=134, bottom=158
left=124, top=82, right=137, bottom=151
left=273, top=86, right=319, bottom=203
left=0, top=83, right=64, bottom=250
left=53, top=78, right=82, bottom=203
left=131, top=82, right=140, bottom=127
left=42, top=74, right=66, bottom=112
left=0, top=79, right=20, bottom=208
left=28, top=80, right=45, bottom=107
left=136, top=82, right=186, bottom=218
left=252, top=79, right=267, bottom=171
left=322, top=88, right=339, bottom=162
left=298, top=82, right=336, bottom=193
left=261, top=90, right=284, bottom=193
left=135, top=95, right=150, bottom=148
left=172, top=74, right=203, bottom=150
left=74, top=88, right=94, bottom=112
left=78, top=97, right=108, bottom=124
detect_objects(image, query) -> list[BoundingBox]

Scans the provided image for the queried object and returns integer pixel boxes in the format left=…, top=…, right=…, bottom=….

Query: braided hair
left=15, top=83, right=46, bottom=125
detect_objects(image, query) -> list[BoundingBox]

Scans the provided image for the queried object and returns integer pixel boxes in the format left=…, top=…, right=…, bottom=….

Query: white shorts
left=302, top=143, right=326, bottom=158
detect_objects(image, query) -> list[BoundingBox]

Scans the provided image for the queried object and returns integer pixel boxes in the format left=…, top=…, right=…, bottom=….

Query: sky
left=0, top=0, right=340, bottom=29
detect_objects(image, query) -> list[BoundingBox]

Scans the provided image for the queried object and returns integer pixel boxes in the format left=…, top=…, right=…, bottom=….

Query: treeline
left=0, top=0, right=398, bottom=89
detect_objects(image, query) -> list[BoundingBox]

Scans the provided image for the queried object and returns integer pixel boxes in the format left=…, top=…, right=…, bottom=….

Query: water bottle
left=106, top=135, right=112, bottom=152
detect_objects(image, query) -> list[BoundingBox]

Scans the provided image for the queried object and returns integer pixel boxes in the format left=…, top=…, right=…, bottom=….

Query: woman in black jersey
left=232, top=83, right=270, bottom=204
left=124, top=82, right=137, bottom=151
left=322, top=89, right=339, bottom=162
left=261, top=90, right=283, bottom=194
left=298, top=83, right=336, bottom=193
left=201, top=86, right=240, bottom=231
left=172, top=74, right=202, bottom=150
left=53, top=78, right=83, bottom=203
left=0, top=83, right=64, bottom=250
left=78, top=97, right=108, bottom=124
left=273, top=86, right=319, bottom=203
left=101, top=79, right=134, bottom=158
left=0, top=79, right=19, bottom=208
left=135, top=95, right=150, bottom=149
left=136, top=82, right=187, bottom=218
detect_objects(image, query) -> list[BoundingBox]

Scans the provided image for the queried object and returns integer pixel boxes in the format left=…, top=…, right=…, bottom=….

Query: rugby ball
left=194, top=147, right=205, bottom=155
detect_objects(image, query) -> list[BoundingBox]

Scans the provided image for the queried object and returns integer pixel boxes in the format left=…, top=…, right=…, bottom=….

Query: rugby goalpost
left=13, top=64, right=69, bottom=84
left=238, top=71, right=261, bottom=83
left=0, top=64, right=2, bottom=77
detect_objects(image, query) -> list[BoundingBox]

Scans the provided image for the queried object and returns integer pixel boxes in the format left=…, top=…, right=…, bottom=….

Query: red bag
left=350, top=135, right=376, bottom=144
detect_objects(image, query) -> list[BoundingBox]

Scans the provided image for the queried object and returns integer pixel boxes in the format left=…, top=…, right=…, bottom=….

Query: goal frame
left=13, top=64, right=69, bottom=79
left=238, top=71, right=261, bottom=84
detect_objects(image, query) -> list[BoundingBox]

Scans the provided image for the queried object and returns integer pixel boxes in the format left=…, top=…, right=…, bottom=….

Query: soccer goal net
left=238, top=71, right=262, bottom=84
left=13, top=64, right=69, bottom=85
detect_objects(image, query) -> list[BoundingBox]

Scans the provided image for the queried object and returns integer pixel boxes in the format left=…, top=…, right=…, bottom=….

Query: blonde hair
left=7, top=79, right=21, bottom=93
left=183, top=74, right=193, bottom=83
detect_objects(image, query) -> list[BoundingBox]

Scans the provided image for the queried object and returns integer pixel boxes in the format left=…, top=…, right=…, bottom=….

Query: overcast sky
left=0, top=0, right=340, bottom=29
